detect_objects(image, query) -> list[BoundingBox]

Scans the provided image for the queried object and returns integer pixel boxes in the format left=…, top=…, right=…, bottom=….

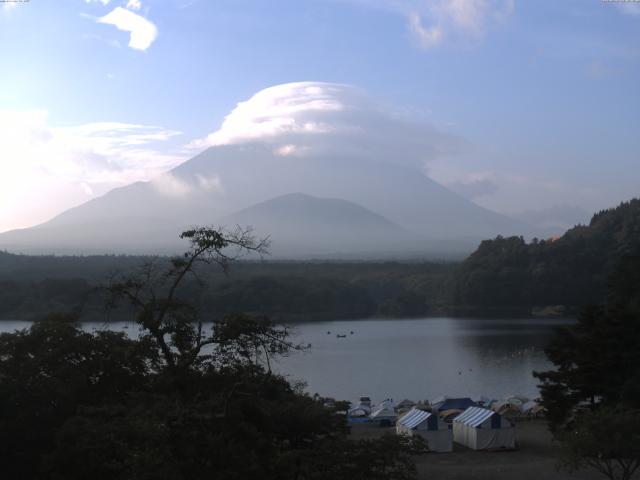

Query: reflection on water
left=0, top=317, right=572, bottom=403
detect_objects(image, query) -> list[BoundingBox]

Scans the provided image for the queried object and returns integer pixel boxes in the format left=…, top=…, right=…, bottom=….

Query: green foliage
left=455, top=199, right=640, bottom=308
left=0, top=257, right=454, bottom=321
left=204, top=275, right=378, bottom=319
left=558, top=407, right=640, bottom=480
left=534, top=256, right=640, bottom=429
left=0, top=313, right=156, bottom=480
left=536, top=256, right=640, bottom=480
left=378, top=290, right=429, bottom=317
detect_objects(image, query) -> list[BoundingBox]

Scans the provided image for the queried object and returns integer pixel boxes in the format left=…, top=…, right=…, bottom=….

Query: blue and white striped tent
left=396, top=408, right=453, bottom=452
left=453, top=407, right=515, bottom=450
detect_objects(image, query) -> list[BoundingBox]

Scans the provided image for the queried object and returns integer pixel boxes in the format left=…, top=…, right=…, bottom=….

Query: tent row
left=396, top=406, right=516, bottom=452
left=395, top=408, right=453, bottom=452
left=452, top=406, right=515, bottom=450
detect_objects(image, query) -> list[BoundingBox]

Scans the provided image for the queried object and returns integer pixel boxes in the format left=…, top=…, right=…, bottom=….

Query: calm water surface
left=275, top=317, right=572, bottom=403
left=0, top=317, right=571, bottom=404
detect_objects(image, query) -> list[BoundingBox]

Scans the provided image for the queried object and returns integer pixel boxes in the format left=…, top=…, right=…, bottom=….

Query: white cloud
left=0, top=110, right=185, bottom=231
left=408, top=11, right=443, bottom=48
left=98, top=6, right=158, bottom=51
left=194, top=82, right=346, bottom=147
left=425, top=157, right=600, bottom=216
left=191, top=81, right=462, bottom=166
left=274, top=144, right=305, bottom=156
left=151, top=172, right=223, bottom=197
left=126, top=0, right=142, bottom=11
left=338, top=0, right=514, bottom=48
left=617, top=3, right=640, bottom=16
left=152, top=173, right=192, bottom=197
left=195, top=173, right=224, bottom=192
left=81, top=182, right=95, bottom=196
left=436, top=0, right=489, bottom=33
left=410, top=0, right=514, bottom=48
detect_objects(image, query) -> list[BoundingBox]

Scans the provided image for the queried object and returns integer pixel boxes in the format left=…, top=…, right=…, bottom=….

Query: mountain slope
left=218, top=193, right=420, bottom=258
left=0, top=144, right=530, bottom=257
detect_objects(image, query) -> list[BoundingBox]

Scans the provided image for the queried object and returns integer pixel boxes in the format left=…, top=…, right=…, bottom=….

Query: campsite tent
left=453, top=407, right=516, bottom=450
left=370, top=405, right=397, bottom=426
left=348, top=397, right=374, bottom=422
left=471, top=395, right=491, bottom=407
left=432, top=397, right=477, bottom=413
left=395, top=399, right=416, bottom=412
left=438, top=409, right=464, bottom=423
left=396, top=408, right=453, bottom=452
left=348, top=405, right=370, bottom=417
left=521, top=401, right=545, bottom=418
left=491, top=400, right=522, bottom=417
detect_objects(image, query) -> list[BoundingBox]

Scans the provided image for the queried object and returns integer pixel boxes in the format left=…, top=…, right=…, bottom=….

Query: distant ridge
left=0, top=144, right=531, bottom=258
left=218, top=193, right=419, bottom=258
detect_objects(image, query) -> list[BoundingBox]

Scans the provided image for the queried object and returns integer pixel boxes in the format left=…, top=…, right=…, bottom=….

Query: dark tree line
left=0, top=251, right=453, bottom=321
left=535, top=255, right=640, bottom=480
left=454, top=199, right=640, bottom=309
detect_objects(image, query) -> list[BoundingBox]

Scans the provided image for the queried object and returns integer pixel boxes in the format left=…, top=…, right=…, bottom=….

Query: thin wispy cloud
left=336, top=0, right=514, bottom=48
left=408, top=12, right=443, bottom=48
left=0, top=110, right=185, bottom=231
left=98, top=6, right=158, bottom=51
left=409, top=0, right=514, bottom=48
left=425, top=157, right=599, bottom=216
left=151, top=172, right=223, bottom=197
left=617, top=3, right=640, bottom=16
left=126, top=0, right=142, bottom=11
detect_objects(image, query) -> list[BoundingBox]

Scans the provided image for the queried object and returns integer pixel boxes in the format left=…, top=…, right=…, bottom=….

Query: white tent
left=348, top=406, right=370, bottom=418
left=491, top=400, right=522, bottom=417
left=521, top=400, right=545, bottom=418
left=396, top=408, right=453, bottom=452
left=395, top=399, right=416, bottom=412
left=374, top=398, right=394, bottom=410
left=370, top=405, right=397, bottom=425
left=349, top=397, right=373, bottom=418
left=453, top=407, right=516, bottom=450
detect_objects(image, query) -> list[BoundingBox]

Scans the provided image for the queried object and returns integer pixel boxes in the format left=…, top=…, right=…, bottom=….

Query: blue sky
left=0, top=0, right=639, bottom=231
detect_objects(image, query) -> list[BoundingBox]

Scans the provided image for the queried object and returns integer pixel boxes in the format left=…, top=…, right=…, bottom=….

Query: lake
left=0, top=317, right=571, bottom=404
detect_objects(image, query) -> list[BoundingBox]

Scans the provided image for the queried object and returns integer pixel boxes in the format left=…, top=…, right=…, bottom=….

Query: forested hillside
left=454, top=199, right=640, bottom=309
left=0, top=254, right=454, bottom=321
left=2, top=199, right=638, bottom=320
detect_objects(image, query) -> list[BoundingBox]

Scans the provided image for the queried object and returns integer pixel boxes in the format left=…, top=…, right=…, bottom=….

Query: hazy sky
left=0, top=0, right=638, bottom=232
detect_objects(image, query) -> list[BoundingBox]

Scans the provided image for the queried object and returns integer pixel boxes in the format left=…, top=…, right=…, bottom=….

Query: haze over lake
left=0, top=317, right=571, bottom=403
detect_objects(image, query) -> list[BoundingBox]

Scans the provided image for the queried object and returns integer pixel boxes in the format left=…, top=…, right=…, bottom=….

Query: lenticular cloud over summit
left=193, top=82, right=461, bottom=168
